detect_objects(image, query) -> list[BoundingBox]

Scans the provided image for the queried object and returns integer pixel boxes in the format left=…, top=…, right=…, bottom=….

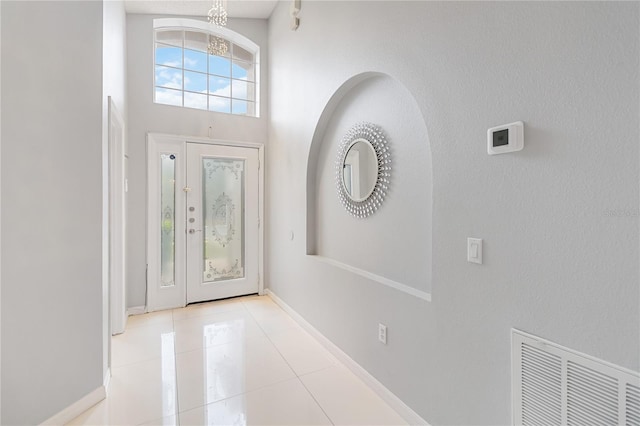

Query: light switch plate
left=467, top=238, right=483, bottom=264
left=378, top=323, right=387, bottom=344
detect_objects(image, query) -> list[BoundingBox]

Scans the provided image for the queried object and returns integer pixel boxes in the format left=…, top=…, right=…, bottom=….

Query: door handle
left=188, top=229, right=202, bottom=234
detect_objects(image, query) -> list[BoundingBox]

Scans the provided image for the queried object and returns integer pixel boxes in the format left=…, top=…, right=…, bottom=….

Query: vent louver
left=521, top=343, right=562, bottom=425
left=513, top=330, right=640, bottom=426
left=567, top=361, right=618, bottom=425
left=627, top=383, right=640, bottom=426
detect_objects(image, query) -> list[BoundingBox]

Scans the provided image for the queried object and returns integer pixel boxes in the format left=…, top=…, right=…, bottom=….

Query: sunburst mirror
left=335, top=122, right=391, bottom=218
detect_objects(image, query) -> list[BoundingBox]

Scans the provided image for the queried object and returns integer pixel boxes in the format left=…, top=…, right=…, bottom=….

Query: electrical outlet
left=378, top=323, right=387, bottom=345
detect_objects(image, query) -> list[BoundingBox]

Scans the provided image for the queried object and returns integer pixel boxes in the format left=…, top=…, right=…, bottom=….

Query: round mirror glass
left=342, top=138, right=378, bottom=202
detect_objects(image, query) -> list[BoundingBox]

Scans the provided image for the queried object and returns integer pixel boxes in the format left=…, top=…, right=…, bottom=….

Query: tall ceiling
left=124, top=0, right=280, bottom=19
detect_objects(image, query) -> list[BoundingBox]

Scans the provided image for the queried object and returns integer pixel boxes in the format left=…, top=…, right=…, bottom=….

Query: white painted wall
left=267, top=2, right=639, bottom=424
left=103, top=0, right=127, bottom=372
left=1, top=1, right=105, bottom=424
left=126, top=14, right=268, bottom=308
left=314, top=75, right=432, bottom=292
left=104, top=1, right=127, bottom=120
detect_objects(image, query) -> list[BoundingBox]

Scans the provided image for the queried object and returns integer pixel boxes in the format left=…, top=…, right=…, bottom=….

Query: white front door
left=185, top=143, right=259, bottom=303
left=146, top=134, right=262, bottom=312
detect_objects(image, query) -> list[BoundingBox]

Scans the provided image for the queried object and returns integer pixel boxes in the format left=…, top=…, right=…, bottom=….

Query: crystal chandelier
left=207, top=0, right=229, bottom=56
left=208, top=36, right=228, bottom=56
left=208, top=0, right=227, bottom=27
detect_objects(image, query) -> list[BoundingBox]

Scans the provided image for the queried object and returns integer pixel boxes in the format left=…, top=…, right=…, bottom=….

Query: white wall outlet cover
left=487, top=121, right=524, bottom=155
left=467, top=238, right=483, bottom=264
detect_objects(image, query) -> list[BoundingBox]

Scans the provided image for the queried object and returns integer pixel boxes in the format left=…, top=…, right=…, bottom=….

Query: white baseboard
left=266, top=289, right=429, bottom=426
left=127, top=305, right=146, bottom=316
left=40, top=379, right=107, bottom=426
left=104, top=368, right=111, bottom=396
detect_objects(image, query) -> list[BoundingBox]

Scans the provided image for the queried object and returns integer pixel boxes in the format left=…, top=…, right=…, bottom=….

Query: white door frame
left=108, top=97, right=127, bottom=335
left=146, top=132, right=265, bottom=312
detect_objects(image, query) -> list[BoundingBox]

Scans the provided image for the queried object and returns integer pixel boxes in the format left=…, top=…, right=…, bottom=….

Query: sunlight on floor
left=67, top=295, right=407, bottom=425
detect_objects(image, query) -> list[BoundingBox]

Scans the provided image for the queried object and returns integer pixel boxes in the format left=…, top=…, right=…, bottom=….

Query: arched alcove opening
left=306, top=72, right=433, bottom=295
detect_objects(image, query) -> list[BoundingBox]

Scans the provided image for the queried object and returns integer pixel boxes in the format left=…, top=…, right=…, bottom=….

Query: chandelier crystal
left=208, top=0, right=228, bottom=27
left=207, top=0, right=229, bottom=56
left=208, top=36, right=229, bottom=56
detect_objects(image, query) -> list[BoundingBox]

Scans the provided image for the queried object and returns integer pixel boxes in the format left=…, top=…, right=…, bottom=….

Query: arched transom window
left=153, top=18, right=259, bottom=117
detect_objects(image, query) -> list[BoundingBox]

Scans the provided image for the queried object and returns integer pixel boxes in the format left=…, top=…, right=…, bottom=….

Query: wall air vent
left=512, top=329, right=640, bottom=426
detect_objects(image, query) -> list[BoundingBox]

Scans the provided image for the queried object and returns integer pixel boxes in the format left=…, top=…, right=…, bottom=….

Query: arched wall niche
left=306, top=72, right=434, bottom=296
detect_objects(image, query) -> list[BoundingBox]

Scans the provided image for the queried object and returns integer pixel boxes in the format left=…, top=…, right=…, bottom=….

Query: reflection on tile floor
left=68, top=295, right=407, bottom=426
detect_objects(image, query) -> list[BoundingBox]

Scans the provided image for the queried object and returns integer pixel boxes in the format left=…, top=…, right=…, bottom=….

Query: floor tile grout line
left=248, top=298, right=336, bottom=425
left=174, top=298, right=303, bottom=417
left=173, top=331, right=276, bottom=358
left=244, top=299, right=311, bottom=381
left=172, top=299, right=283, bottom=422
left=298, top=375, right=337, bottom=426
left=242, top=299, right=275, bottom=336
left=115, top=297, right=339, bottom=425
left=246, top=298, right=337, bottom=380
left=174, top=375, right=300, bottom=418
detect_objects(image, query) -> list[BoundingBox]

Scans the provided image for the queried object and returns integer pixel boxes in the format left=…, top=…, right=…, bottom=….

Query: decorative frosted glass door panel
left=160, top=154, right=177, bottom=287
left=147, top=133, right=261, bottom=312
left=202, top=158, right=245, bottom=282
left=186, top=143, right=259, bottom=304
left=147, top=135, right=186, bottom=312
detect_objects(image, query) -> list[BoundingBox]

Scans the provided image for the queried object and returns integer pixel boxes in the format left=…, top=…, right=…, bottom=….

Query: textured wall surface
left=1, top=1, right=105, bottom=423
left=267, top=2, right=639, bottom=424
left=313, top=74, right=432, bottom=292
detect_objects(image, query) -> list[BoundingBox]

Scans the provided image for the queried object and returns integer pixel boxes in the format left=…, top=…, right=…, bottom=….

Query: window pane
left=184, top=70, right=207, bottom=93
left=185, top=30, right=208, bottom=53
left=184, top=91, right=208, bottom=110
left=184, top=48, right=207, bottom=73
left=232, top=100, right=248, bottom=115
left=155, top=44, right=182, bottom=68
left=209, top=96, right=231, bottom=113
left=155, top=65, right=182, bottom=89
left=160, top=154, right=176, bottom=287
left=156, top=30, right=182, bottom=47
left=231, top=79, right=254, bottom=101
left=209, top=76, right=231, bottom=97
left=231, top=100, right=255, bottom=116
left=232, top=44, right=253, bottom=62
left=155, top=87, right=182, bottom=106
left=209, top=55, right=231, bottom=77
left=202, top=158, right=245, bottom=282
left=153, top=29, right=258, bottom=117
left=232, top=61, right=254, bottom=81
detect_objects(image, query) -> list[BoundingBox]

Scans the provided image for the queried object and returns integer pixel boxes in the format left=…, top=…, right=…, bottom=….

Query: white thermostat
left=487, top=121, right=524, bottom=155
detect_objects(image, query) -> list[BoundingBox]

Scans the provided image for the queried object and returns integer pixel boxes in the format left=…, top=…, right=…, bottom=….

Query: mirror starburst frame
left=335, top=122, right=391, bottom=218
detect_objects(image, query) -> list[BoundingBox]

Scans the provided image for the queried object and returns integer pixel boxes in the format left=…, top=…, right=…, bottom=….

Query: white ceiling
left=124, top=0, right=280, bottom=19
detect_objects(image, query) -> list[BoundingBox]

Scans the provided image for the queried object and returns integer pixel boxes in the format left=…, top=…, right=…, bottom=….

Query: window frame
left=153, top=18, right=261, bottom=117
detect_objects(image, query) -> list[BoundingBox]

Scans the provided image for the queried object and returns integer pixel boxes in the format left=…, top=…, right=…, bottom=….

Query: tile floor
left=68, top=295, right=407, bottom=425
